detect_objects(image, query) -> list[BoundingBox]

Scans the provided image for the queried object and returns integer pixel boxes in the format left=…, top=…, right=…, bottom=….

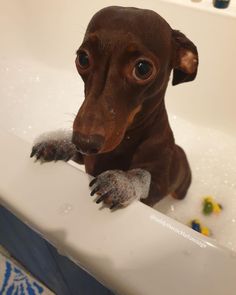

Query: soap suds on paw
left=127, top=169, right=151, bottom=200
left=34, top=129, right=73, bottom=145
left=32, top=129, right=77, bottom=161
left=90, top=169, right=150, bottom=207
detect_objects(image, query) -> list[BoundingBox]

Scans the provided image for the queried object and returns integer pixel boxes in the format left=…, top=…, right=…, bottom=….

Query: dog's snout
left=72, top=132, right=105, bottom=155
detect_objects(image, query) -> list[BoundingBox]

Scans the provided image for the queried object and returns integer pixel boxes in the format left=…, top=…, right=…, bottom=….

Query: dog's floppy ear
left=172, top=30, right=198, bottom=86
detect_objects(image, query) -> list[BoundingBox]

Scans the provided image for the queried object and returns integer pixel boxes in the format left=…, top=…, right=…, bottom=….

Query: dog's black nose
left=72, top=132, right=105, bottom=155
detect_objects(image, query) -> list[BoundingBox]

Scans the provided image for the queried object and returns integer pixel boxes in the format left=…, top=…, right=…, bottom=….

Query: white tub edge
left=1, top=130, right=236, bottom=295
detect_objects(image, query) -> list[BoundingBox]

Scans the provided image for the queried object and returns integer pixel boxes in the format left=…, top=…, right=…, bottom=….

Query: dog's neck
left=125, top=89, right=173, bottom=142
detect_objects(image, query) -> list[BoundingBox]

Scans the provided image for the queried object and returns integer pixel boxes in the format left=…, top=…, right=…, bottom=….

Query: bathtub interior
left=1, top=0, right=236, bottom=277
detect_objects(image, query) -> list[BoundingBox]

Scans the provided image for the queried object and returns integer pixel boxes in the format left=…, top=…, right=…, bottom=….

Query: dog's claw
left=110, top=202, right=119, bottom=210
left=96, top=192, right=110, bottom=204
left=36, top=153, right=41, bottom=160
left=30, top=148, right=36, bottom=158
left=90, top=186, right=100, bottom=196
left=89, top=178, right=97, bottom=187
left=96, top=197, right=103, bottom=204
left=65, top=155, right=72, bottom=162
left=54, top=153, right=61, bottom=161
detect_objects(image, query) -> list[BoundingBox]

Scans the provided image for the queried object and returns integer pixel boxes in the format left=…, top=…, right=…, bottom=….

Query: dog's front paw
left=30, top=140, right=76, bottom=161
left=89, top=169, right=151, bottom=209
left=30, top=130, right=77, bottom=162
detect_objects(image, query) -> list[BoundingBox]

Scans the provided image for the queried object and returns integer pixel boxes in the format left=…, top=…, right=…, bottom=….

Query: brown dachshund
left=31, top=6, right=198, bottom=209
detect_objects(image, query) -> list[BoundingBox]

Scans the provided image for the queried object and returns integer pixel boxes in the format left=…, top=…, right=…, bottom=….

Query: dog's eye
left=133, top=60, right=153, bottom=80
left=77, top=51, right=90, bottom=69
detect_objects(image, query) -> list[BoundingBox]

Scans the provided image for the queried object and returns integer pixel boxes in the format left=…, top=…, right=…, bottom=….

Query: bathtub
left=1, top=0, right=236, bottom=294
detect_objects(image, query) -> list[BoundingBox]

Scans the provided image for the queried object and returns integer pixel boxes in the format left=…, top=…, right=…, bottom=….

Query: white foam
left=34, top=129, right=72, bottom=145
left=155, top=115, right=236, bottom=252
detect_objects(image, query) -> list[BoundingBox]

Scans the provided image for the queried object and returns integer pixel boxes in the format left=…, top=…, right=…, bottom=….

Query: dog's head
left=73, top=6, right=198, bottom=155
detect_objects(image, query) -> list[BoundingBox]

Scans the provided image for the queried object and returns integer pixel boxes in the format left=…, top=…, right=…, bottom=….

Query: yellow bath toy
left=190, top=219, right=211, bottom=237
left=201, top=226, right=210, bottom=237
left=202, top=196, right=222, bottom=215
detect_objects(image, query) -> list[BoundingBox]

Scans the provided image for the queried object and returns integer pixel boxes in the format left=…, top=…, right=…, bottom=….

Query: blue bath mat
left=0, top=253, right=53, bottom=295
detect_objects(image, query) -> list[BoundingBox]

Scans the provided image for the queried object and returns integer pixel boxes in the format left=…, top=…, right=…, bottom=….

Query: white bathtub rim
left=1, top=130, right=236, bottom=295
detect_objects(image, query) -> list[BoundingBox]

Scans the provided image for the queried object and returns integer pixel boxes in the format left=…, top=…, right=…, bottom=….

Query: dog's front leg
left=89, top=169, right=151, bottom=209
left=89, top=140, right=175, bottom=209
left=30, top=130, right=84, bottom=164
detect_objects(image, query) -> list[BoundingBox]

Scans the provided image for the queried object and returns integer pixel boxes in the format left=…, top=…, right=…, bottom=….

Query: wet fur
left=31, top=6, right=198, bottom=208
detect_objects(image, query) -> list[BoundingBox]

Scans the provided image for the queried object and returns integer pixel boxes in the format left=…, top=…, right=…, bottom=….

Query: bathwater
left=1, top=58, right=236, bottom=252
